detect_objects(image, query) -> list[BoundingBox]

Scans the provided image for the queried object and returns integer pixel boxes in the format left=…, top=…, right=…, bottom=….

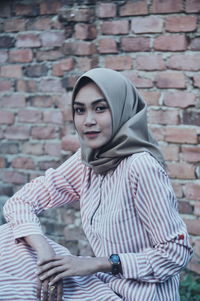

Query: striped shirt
left=1, top=150, right=192, bottom=301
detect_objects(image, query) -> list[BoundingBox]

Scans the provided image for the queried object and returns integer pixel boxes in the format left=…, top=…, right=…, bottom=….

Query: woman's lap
left=0, top=223, right=121, bottom=301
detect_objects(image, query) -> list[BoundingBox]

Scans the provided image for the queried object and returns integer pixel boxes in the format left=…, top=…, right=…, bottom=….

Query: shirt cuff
left=119, top=252, right=153, bottom=279
left=11, top=223, right=44, bottom=243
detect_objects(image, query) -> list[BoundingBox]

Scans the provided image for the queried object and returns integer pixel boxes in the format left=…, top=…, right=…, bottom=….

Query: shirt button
left=178, top=234, right=184, bottom=240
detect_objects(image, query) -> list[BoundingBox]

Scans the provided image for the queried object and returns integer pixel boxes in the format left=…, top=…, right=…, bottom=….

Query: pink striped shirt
left=3, top=150, right=192, bottom=300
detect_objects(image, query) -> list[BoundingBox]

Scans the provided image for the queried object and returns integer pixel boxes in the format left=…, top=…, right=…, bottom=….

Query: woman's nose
left=84, top=112, right=96, bottom=126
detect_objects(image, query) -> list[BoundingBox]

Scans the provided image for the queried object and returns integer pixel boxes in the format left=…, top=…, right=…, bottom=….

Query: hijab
left=72, top=68, right=165, bottom=174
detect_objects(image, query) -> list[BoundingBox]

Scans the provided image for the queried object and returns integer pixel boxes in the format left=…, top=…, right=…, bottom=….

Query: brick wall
left=0, top=0, right=200, bottom=272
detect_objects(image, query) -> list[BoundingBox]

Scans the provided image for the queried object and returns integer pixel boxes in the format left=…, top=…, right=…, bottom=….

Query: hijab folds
left=72, top=68, right=165, bottom=174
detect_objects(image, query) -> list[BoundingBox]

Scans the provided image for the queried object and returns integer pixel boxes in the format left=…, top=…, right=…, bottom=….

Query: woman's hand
left=36, top=247, right=63, bottom=301
left=23, top=234, right=63, bottom=301
left=37, top=256, right=111, bottom=286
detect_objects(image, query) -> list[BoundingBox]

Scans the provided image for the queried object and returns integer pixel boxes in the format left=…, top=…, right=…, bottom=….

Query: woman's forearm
left=24, top=234, right=52, bottom=254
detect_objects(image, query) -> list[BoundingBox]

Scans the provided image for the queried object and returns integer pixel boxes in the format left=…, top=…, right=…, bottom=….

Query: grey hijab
left=72, top=68, right=165, bottom=174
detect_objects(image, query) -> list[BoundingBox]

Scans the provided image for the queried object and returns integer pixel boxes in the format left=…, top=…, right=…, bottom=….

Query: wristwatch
left=108, top=254, right=122, bottom=275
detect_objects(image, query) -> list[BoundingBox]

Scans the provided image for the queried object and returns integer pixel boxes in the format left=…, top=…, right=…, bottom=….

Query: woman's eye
left=74, top=107, right=85, bottom=114
left=96, top=106, right=108, bottom=112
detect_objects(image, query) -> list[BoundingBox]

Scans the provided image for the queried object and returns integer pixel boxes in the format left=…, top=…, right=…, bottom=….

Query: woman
left=0, top=68, right=192, bottom=301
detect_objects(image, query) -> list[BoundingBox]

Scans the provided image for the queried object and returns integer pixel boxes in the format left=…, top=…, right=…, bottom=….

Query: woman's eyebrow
left=74, top=98, right=107, bottom=106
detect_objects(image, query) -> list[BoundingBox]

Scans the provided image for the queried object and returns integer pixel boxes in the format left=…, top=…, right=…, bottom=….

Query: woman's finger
left=37, top=259, right=63, bottom=275
left=39, top=265, right=65, bottom=281
left=36, top=277, right=42, bottom=300
left=42, top=279, right=49, bottom=301
left=56, top=280, right=63, bottom=301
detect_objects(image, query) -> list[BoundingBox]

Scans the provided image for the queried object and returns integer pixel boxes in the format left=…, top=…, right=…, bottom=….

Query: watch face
left=110, top=254, right=120, bottom=263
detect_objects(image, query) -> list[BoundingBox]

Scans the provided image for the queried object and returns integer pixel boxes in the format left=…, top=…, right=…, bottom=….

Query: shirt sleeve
left=119, top=154, right=193, bottom=282
left=3, top=149, right=84, bottom=241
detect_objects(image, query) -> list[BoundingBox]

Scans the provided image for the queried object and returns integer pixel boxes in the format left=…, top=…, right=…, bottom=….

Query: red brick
left=184, top=183, right=200, bottom=201
left=0, top=142, right=19, bottom=154
left=101, top=20, right=129, bottom=35
left=193, top=75, right=200, bottom=88
left=31, top=126, right=57, bottom=139
left=62, top=106, right=73, bottom=122
left=12, top=157, right=35, bottom=169
left=190, top=38, right=200, bottom=51
left=18, top=110, right=42, bottom=123
left=58, top=7, right=95, bottom=23
left=182, top=111, right=200, bottom=126
left=136, top=55, right=165, bottom=70
left=167, top=54, right=200, bottom=71
left=188, top=260, right=200, bottom=275
left=160, top=144, right=179, bottom=161
left=40, top=1, right=62, bottom=14
left=167, top=162, right=195, bottom=179
left=0, top=157, right=6, bottom=168
left=36, top=50, right=63, bottom=61
left=182, top=146, right=200, bottom=163
left=17, top=80, right=37, bottom=93
left=9, top=49, right=33, bottom=63
left=40, top=31, right=65, bottom=47
left=150, top=126, right=165, bottom=141
left=0, top=3, right=11, bottom=17
left=96, top=3, right=117, bottom=18
left=194, top=201, right=200, bottom=216
left=61, top=135, right=80, bottom=153
left=165, top=127, right=197, bottom=143
left=139, top=91, right=161, bottom=106
left=76, top=57, right=98, bottom=72
left=186, top=0, right=200, bottom=12
left=29, top=96, right=55, bottom=108
left=38, top=160, right=60, bottom=170
left=27, top=17, right=53, bottom=30
left=178, top=201, right=193, bottom=215
left=16, top=33, right=41, bottom=48
left=149, top=109, right=179, bottom=125
left=75, top=24, right=97, bottom=40
left=0, top=36, right=15, bottom=48
left=163, top=92, right=196, bottom=108
left=120, top=1, right=148, bottom=16
left=0, top=50, right=8, bottom=63
left=184, top=219, right=200, bottom=235
left=154, top=35, right=186, bottom=51
left=0, top=94, right=26, bottom=108
left=1, top=65, right=22, bottom=78
left=15, top=3, right=38, bottom=16
left=5, top=126, right=30, bottom=140
left=121, top=37, right=150, bottom=52
left=194, top=240, right=200, bottom=257
left=0, top=80, right=12, bottom=92
left=43, top=111, right=63, bottom=125
left=152, top=0, right=183, bottom=13
left=98, top=38, right=118, bottom=54
left=4, top=18, right=26, bottom=32
left=165, top=16, right=197, bottom=32
left=0, top=111, right=14, bottom=124
left=24, top=64, right=48, bottom=78
left=2, top=171, right=28, bottom=184
left=44, top=142, right=61, bottom=156
left=63, top=41, right=96, bottom=56
left=22, top=142, right=44, bottom=155
left=171, top=181, right=183, bottom=198
left=52, top=58, right=74, bottom=76
left=131, top=16, right=163, bottom=33
left=104, top=56, right=132, bottom=71
left=122, top=71, right=153, bottom=88
left=155, top=72, right=185, bottom=89
left=39, top=78, right=64, bottom=93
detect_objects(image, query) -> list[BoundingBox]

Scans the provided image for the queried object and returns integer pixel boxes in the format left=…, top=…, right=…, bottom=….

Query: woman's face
left=73, top=82, right=112, bottom=150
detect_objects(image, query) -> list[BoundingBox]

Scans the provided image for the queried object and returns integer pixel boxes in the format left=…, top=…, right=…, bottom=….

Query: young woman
left=0, top=68, right=192, bottom=301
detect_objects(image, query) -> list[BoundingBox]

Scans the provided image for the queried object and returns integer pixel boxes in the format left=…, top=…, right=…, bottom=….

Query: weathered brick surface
left=0, top=0, right=199, bottom=267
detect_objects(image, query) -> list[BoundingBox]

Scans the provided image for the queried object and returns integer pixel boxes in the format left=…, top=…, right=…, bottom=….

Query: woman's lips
left=84, top=131, right=100, bottom=138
